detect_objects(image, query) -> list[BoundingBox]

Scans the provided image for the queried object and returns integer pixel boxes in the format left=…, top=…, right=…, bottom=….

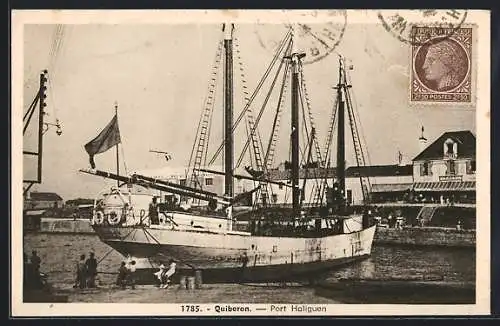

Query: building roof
left=346, top=165, right=413, bottom=177
left=266, top=164, right=412, bottom=181
left=29, top=192, right=63, bottom=201
left=371, top=183, right=413, bottom=193
left=413, top=130, right=476, bottom=161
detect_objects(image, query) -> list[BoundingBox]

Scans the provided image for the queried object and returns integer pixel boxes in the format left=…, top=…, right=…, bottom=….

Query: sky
left=21, top=18, right=476, bottom=200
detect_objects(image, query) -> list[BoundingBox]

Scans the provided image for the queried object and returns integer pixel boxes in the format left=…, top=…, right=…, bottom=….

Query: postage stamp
left=11, top=9, right=490, bottom=317
left=410, top=26, right=473, bottom=103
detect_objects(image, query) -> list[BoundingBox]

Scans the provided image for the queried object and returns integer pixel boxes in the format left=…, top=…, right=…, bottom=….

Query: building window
left=446, top=160, right=456, bottom=175
left=278, top=184, right=283, bottom=190
left=443, top=139, right=458, bottom=159
left=205, top=178, right=213, bottom=186
left=346, top=190, right=352, bottom=205
left=446, top=143, right=454, bottom=155
left=179, top=179, right=186, bottom=186
left=467, top=160, right=476, bottom=174
left=420, top=161, right=432, bottom=176
left=272, top=194, right=278, bottom=204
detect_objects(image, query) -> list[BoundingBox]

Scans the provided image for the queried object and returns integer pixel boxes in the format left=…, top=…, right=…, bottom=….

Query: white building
left=412, top=130, right=476, bottom=203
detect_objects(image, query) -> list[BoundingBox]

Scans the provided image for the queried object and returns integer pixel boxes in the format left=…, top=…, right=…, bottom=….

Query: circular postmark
left=413, top=36, right=470, bottom=93
left=378, top=10, right=467, bottom=46
left=254, top=10, right=347, bottom=65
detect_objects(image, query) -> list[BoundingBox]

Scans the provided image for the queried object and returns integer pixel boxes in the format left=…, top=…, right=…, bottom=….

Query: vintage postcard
left=12, top=10, right=490, bottom=316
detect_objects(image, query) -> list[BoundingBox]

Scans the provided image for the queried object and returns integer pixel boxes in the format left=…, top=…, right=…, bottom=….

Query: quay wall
left=374, top=226, right=475, bottom=248
left=39, top=218, right=94, bottom=234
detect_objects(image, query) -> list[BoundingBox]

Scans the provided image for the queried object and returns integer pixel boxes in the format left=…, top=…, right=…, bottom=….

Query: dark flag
left=84, top=114, right=121, bottom=169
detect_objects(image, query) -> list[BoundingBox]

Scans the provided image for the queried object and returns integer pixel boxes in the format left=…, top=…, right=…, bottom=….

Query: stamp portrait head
left=414, top=38, right=469, bottom=92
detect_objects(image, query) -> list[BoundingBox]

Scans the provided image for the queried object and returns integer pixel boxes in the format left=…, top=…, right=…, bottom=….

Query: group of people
left=153, top=259, right=176, bottom=289
left=23, top=250, right=45, bottom=290
left=25, top=245, right=179, bottom=291
left=115, top=258, right=177, bottom=289
left=73, top=252, right=98, bottom=289
left=115, top=259, right=137, bottom=289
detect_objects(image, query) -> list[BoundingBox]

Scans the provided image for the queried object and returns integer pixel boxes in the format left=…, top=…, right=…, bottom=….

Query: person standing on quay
left=127, top=260, right=137, bottom=289
left=28, top=250, right=42, bottom=288
left=24, top=252, right=34, bottom=289
left=30, top=250, right=41, bottom=276
left=116, top=262, right=128, bottom=289
left=149, top=197, right=159, bottom=225
left=74, top=254, right=87, bottom=289
left=239, top=252, right=249, bottom=282
left=85, top=252, right=98, bottom=288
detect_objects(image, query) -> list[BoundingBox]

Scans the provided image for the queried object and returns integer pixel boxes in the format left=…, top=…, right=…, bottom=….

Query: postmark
left=378, top=10, right=468, bottom=46
left=410, top=26, right=473, bottom=103
left=254, top=10, right=347, bottom=65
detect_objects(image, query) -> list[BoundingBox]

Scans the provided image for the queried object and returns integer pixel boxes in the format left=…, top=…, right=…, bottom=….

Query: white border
left=11, top=9, right=491, bottom=316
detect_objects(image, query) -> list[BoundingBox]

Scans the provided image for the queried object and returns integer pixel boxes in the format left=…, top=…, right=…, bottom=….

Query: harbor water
left=23, top=233, right=475, bottom=291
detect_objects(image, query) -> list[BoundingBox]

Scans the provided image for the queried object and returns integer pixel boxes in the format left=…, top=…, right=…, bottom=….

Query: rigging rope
left=140, top=226, right=197, bottom=270
left=299, top=73, right=328, bottom=207
left=344, top=63, right=372, bottom=167
left=186, top=39, right=224, bottom=189
left=342, top=66, right=372, bottom=201
left=235, top=36, right=266, bottom=173
left=235, top=37, right=293, bottom=169
left=208, top=29, right=293, bottom=166
left=263, top=61, right=290, bottom=169
left=298, top=83, right=322, bottom=207
left=299, top=61, right=324, bottom=166
left=234, top=35, right=271, bottom=206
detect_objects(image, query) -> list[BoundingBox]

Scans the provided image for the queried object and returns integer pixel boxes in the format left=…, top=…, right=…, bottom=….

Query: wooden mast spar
left=223, top=23, right=234, bottom=200
left=289, top=52, right=306, bottom=218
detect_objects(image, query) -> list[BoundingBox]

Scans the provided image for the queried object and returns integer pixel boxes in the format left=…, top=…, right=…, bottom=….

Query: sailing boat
left=80, top=25, right=376, bottom=282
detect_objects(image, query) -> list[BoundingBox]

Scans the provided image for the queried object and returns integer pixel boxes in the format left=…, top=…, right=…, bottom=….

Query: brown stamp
left=410, top=26, right=473, bottom=103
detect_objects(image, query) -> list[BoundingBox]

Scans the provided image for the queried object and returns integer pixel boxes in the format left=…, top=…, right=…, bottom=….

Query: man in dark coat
left=116, top=262, right=128, bottom=289
left=149, top=197, right=159, bottom=225
left=85, top=252, right=98, bottom=288
left=74, top=254, right=87, bottom=289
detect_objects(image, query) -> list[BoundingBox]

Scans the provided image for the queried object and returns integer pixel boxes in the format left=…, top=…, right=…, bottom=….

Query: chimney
left=418, top=126, right=428, bottom=153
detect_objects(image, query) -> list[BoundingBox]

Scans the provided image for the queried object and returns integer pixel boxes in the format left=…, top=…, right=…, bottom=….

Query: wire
left=46, top=25, right=66, bottom=126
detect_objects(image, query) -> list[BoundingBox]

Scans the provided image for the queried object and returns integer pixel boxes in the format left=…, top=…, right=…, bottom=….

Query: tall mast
left=115, top=101, right=120, bottom=187
left=290, top=52, right=306, bottom=218
left=223, top=23, right=234, bottom=198
left=335, top=58, right=346, bottom=214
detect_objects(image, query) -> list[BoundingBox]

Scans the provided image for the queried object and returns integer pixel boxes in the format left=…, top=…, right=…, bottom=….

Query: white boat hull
left=93, top=223, right=376, bottom=282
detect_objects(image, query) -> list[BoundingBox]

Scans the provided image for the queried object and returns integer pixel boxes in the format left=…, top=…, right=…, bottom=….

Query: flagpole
left=115, top=101, right=119, bottom=187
